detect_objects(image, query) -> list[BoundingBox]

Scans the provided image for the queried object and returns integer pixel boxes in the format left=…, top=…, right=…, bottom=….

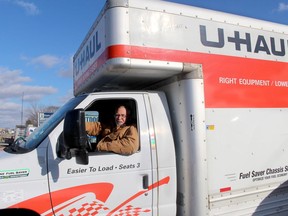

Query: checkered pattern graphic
left=59, top=200, right=110, bottom=216
left=58, top=201, right=151, bottom=216
left=114, top=205, right=151, bottom=216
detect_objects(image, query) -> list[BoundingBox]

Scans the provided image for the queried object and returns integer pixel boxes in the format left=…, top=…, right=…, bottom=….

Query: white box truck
left=1, top=0, right=288, bottom=215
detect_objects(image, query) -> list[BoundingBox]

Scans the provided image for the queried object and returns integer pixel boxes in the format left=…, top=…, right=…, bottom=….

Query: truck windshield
left=5, top=95, right=87, bottom=154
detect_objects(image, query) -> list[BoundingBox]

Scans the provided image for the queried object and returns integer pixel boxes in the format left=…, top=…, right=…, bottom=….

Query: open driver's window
left=85, top=99, right=138, bottom=152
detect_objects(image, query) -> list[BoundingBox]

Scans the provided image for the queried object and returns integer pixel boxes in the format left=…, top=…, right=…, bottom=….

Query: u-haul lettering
left=74, top=31, right=102, bottom=77
left=200, top=25, right=287, bottom=57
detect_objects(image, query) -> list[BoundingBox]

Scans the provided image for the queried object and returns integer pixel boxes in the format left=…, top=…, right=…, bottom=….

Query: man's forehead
left=116, top=106, right=126, bottom=113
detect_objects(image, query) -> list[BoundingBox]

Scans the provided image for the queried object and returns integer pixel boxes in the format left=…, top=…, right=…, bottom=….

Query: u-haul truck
left=1, top=0, right=288, bottom=215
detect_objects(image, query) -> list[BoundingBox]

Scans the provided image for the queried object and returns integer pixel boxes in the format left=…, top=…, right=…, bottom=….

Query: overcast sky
left=0, top=0, right=287, bottom=129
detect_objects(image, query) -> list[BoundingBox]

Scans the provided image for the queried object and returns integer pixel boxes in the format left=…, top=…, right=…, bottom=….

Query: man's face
left=115, top=106, right=127, bottom=127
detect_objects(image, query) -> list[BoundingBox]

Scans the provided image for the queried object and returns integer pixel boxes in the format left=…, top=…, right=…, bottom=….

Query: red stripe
left=78, top=44, right=288, bottom=108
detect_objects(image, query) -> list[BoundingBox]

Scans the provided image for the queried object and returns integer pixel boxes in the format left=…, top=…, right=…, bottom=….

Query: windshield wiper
left=4, top=137, right=27, bottom=153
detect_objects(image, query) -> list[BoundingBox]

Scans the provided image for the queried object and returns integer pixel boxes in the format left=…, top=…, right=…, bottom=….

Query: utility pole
left=21, top=92, right=24, bottom=126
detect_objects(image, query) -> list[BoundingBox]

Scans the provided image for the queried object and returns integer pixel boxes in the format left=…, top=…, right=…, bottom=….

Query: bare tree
left=25, top=102, right=59, bottom=126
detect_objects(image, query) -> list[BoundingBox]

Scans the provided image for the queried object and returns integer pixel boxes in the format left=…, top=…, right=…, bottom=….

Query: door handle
left=143, top=175, right=149, bottom=189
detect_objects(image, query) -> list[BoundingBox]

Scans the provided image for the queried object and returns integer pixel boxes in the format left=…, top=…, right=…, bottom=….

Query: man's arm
left=85, top=122, right=102, bottom=136
left=97, top=125, right=139, bottom=155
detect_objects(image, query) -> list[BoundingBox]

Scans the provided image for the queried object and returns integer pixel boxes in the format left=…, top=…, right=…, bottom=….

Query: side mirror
left=63, top=109, right=89, bottom=165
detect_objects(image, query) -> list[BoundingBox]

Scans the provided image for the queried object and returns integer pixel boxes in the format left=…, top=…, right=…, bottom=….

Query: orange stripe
left=108, top=176, right=170, bottom=215
left=8, top=183, right=113, bottom=215
left=79, top=44, right=288, bottom=108
left=8, top=193, right=51, bottom=213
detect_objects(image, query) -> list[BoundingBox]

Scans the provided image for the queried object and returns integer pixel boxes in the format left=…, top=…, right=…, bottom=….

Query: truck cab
left=2, top=92, right=177, bottom=215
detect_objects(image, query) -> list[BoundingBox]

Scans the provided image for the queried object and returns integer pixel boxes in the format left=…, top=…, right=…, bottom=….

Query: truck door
left=47, top=94, right=156, bottom=215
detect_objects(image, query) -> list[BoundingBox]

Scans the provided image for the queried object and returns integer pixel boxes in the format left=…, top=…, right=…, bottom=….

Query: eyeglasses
left=114, top=114, right=126, bottom=118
